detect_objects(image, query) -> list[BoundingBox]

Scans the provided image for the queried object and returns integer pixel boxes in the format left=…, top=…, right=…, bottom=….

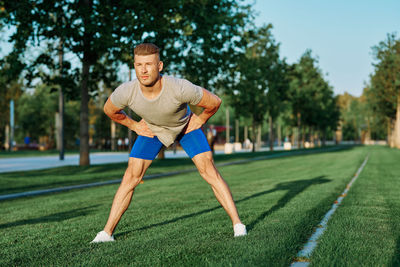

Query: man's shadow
left=116, top=176, right=330, bottom=238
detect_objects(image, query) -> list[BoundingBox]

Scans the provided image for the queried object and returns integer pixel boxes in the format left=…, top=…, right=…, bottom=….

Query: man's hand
left=184, top=113, right=205, bottom=134
left=104, top=99, right=155, bottom=138
left=133, top=119, right=155, bottom=138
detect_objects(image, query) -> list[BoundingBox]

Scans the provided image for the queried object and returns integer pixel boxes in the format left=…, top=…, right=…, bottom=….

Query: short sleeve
left=110, top=82, right=132, bottom=109
left=180, top=79, right=204, bottom=105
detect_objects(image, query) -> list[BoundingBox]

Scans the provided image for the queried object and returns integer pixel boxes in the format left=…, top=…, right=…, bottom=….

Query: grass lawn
left=1, top=146, right=395, bottom=266
left=310, top=146, right=400, bottom=266
left=0, top=146, right=340, bottom=196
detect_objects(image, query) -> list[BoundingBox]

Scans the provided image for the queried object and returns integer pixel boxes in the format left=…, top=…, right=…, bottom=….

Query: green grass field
left=0, top=147, right=335, bottom=195
left=0, top=146, right=399, bottom=266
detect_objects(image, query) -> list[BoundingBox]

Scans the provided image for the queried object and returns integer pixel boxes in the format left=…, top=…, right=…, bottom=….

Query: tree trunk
left=291, top=129, right=295, bottom=146
left=387, top=119, right=392, bottom=147
left=58, top=38, right=65, bottom=160
left=5, top=124, right=9, bottom=150
left=269, top=115, right=274, bottom=151
left=310, top=127, right=314, bottom=148
left=395, top=93, right=400, bottom=149
left=9, top=100, right=14, bottom=151
left=79, top=52, right=91, bottom=166
left=111, top=121, right=116, bottom=151
left=277, top=120, right=281, bottom=147
left=79, top=0, right=92, bottom=166
left=244, top=125, right=248, bottom=143
left=297, top=112, right=301, bottom=148
left=235, top=119, right=239, bottom=143
left=257, top=124, right=262, bottom=151
left=388, top=118, right=395, bottom=148
left=226, top=107, right=230, bottom=143
left=252, top=121, right=256, bottom=152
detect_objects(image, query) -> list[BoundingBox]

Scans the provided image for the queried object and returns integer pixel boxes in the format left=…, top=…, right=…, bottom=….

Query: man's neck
left=139, top=75, right=163, bottom=99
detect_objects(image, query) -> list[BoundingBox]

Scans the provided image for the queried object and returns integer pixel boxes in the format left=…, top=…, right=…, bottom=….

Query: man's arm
left=185, top=88, right=222, bottom=133
left=104, top=98, right=154, bottom=137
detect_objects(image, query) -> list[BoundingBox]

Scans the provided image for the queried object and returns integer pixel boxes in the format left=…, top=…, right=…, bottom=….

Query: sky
left=247, top=0, right=400, bottom=96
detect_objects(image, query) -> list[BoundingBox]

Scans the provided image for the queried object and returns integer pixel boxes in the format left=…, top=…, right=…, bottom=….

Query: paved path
left=0, top=146, right=288, bottom=173
left=0, top=150, right=228, bottom=173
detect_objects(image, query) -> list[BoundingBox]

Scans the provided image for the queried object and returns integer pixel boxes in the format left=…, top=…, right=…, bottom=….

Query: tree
left=337, top=93, right=365, bottom=141
left=368, top=33, right=400, bottom=148
left=288, top=50, right=339, bottom=147
left=225, top=24, right=283, bottom=151
left=2, top=0, right=251, bottom=163
left=16, top=85, right=58, bottom=145
left=265, top=58, right=290, bottom=151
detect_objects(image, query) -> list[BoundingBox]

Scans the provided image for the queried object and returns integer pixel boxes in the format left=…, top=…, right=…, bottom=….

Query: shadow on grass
left=0, top=205, right=101, bottom=229
left=247, top=176, right=330, bottom=231
left=0, top=177, right=122, bottom=195
left=392, top=235, right=400, bottom=266
left=115, top=176, right=330, bottom=238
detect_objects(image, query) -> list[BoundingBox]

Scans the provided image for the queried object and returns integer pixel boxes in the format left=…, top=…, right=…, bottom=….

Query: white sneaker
left=234, top=223, right=247, bottom=237
left=90, top=231, right=115, bottom=243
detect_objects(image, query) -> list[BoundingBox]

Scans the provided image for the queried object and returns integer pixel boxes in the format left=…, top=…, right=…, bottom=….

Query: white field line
left=290, top=154, right=369, bottom=267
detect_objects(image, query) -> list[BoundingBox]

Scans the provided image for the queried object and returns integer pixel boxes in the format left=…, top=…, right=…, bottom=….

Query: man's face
left=134, top=54, right=163, bottom=87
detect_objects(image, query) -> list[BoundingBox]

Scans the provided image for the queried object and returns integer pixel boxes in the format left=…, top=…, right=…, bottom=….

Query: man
left=91, top=43, right=246, bottom=243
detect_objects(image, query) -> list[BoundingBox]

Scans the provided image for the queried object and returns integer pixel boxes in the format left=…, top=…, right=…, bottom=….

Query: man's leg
left=192, top=151, right=241, bottom=226
left=179, top=129, right=246, bottom=236
left=103, top=157, right=152, bottom=236
left=92, top=135, right=163, bottom=243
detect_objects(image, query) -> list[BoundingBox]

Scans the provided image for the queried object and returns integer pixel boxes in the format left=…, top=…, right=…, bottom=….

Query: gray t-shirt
left=110, top=75, right=203, bottom=147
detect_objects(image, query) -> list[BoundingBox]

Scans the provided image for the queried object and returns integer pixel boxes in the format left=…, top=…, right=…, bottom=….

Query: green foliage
left=15, top=85, right=58, bottom=142
left=289, top=50, right=339, bottom=137
left=368, top=33, right=400, bottom=120
left=1, top=0, right=252, bottom=163
left=15, top=85, right=80, bottom=147
left=63, top=100, right=80, bottom=148
left=225, top=24, right=284, bottom=125
left=170, top=1, right=252, bottom=91
left=25, top=43, right=80, bottom=101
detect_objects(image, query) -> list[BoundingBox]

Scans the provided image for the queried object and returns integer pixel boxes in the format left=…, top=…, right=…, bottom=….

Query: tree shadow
left=115, top=176, right=330, bottom=238
left=392, top=234, right=400, bottom=266
left=0, top=205, right=101, bottom=229
left=246, top=176, right=330, bottom=231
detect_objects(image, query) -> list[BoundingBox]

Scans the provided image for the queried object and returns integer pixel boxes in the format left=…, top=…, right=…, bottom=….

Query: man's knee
left=122, top=158, right=149, bottom=187
left=194, top=153, right=220, bottom=181
left=121, top=171, right=143, bottom=189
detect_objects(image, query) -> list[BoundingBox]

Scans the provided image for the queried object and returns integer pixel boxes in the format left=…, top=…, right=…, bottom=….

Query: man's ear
left=158, top=61, right=164, bottom=72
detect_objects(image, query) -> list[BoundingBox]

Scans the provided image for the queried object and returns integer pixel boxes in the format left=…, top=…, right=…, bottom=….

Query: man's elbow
left=215, top=96, right=222, bottom=110
left=216, top=96, right=222, bottom=107
left=103, top=101, right=115, bottom=118
left=103, top=104, right=111, bottom=117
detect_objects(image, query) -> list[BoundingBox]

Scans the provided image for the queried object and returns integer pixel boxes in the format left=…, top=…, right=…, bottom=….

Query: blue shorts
left=129, top=128, right=211, bottom=160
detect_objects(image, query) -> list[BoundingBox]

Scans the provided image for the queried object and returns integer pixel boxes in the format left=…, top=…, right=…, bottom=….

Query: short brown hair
left=134, top=43, right=160, bottom=57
